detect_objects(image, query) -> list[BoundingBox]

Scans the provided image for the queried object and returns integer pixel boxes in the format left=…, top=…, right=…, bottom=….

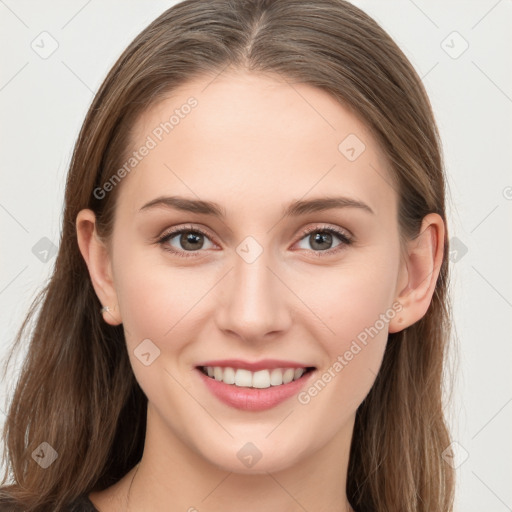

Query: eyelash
left=156, top=224, right=353, bottom=259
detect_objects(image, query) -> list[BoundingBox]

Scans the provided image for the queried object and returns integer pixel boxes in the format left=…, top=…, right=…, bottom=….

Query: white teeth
left=282, top=368, right=295, bottom=384
left=269, top=368, right=283, bottom=386
left=235, top=369, right=252, bottom=387
left=223, top=366, right=235, bottom=384
left=202, top=366, right=310, bottom=388
left=252, top=370, right=271, bottom=389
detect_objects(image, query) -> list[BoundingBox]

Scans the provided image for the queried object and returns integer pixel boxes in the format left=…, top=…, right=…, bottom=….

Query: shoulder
left=64, top=494, right=99, bottom=512
left=0, top=493, right=98, bottom=512
left=0, top=500, right=24, bottom=511
left=0, top=493, right=24, bottom=512
left=0, top=504, right=21, bottom=512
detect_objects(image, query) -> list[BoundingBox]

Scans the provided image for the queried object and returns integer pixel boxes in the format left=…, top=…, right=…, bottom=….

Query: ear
left=76, top=209, right=122, bottom=326
left=388, top=213, right=445, bottom=333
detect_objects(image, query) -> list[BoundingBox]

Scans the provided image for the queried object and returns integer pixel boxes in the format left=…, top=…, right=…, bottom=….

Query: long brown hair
left=1, top=0, right=455, bottom=510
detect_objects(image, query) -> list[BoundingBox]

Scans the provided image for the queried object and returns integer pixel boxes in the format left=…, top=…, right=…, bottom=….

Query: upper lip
left=196, top=359, right=315, bottom=372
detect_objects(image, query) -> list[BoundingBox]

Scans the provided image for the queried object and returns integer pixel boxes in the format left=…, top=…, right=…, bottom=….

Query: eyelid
left=156, top=224, right=219, bottom=255
left=157, top=223, right=216, bottom=242
left=296, top=223, right=353, bottom=242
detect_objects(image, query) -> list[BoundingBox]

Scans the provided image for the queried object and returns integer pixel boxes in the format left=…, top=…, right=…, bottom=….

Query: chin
left=194, top=433, right=311, bottom=475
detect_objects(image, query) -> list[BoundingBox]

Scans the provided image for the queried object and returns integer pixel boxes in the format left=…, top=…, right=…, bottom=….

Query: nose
left=214, top=245, right=292, bottom=344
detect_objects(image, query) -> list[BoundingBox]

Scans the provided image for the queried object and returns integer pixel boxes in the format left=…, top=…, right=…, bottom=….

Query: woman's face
left=101, top=69, right=408, bottom=473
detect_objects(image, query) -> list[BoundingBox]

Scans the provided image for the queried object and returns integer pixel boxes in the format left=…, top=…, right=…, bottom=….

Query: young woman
left=0, top=0, right=455, bottom=510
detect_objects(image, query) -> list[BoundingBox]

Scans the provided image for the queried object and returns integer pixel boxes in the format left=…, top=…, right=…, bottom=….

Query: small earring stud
left=101, top=306, right=110, bottom=314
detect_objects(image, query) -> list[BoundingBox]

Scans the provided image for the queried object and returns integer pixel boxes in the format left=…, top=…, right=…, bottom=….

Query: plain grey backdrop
left=1, top=1, right=511, bottom=510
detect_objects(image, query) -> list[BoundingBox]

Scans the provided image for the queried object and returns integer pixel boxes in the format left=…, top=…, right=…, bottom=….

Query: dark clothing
left=65, top=495, right=99, bottom=512
left=0, top=494, right=99, bottom=511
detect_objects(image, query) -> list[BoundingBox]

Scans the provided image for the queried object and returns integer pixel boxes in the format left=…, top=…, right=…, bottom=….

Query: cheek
left=297, top=274, right=392, bottom=425
left=111, top=244, right=196, bottom=350
left=302, top=251, right=398, bottom=402
left=112, top=257, right=202, bottom=402
left=309, top=253, right=398, bottom=345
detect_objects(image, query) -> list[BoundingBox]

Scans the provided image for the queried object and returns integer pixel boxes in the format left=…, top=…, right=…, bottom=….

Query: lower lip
left=196, top=368, right=316, bottom=411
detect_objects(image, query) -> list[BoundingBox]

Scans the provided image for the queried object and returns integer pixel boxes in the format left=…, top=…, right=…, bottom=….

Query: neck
left=94, top=403, right=356, bottom=512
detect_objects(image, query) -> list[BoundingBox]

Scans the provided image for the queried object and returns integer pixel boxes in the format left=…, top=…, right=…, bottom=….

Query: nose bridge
left=215, top=237, right=290, bottom=340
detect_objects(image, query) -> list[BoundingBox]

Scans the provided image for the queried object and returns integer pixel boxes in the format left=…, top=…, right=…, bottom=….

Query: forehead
left=119, top=70, right=397, bottom=221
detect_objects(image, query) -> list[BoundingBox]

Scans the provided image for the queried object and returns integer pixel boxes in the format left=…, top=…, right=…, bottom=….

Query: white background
left=1, top=1, right=511, bottom=510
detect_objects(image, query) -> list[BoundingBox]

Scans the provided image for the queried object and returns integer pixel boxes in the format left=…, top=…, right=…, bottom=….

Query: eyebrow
left=138, top=195, right=375, bottom=217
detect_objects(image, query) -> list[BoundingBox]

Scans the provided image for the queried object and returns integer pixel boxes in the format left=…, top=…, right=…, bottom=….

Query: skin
left=76, top=69, right=444, bottom=512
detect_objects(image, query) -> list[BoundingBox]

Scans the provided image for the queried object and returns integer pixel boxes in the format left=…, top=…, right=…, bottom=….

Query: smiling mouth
left=197, top=365, right=316, bottom=389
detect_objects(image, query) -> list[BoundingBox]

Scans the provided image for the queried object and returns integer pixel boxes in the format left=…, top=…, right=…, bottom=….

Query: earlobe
left=388, top=213, right=445, bottom=333
left=76, top=209, right=122, bottom=326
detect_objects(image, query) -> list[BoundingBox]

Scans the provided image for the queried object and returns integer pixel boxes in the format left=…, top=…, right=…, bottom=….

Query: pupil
left=182, top=232, right=203, bottom=250
left=312, top=232, right=331, bottom=250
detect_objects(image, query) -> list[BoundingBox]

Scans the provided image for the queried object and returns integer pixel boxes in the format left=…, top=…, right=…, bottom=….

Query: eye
left=157, top=225, right=216, bottom=258
left=295, top=224, right=353, bottom=255
left=157, top=223, right=353, bottom=259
